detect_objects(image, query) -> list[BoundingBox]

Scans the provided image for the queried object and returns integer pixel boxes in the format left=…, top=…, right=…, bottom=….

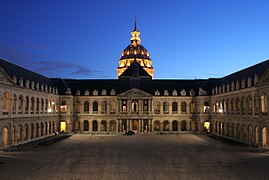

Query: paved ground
left=1, top=134, right=269, bottom=180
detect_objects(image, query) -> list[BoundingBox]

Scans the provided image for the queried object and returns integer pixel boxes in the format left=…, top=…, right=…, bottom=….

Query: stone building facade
left=0, top=23, right=269, bottom=149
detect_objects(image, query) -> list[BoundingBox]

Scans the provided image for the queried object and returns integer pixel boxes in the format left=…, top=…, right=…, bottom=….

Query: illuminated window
left=204, top=102, right=210, bottom=113
left=60, top=101, right=67, bottom=112
left=3, top=92, right=10, bottom=115
left=261, top=94, right=268, bottom=113
left=181, top=102, right=187, bottom=114
left=132, top=100, right=139, bottom=112
left=122, top=100, right=127, bottom=112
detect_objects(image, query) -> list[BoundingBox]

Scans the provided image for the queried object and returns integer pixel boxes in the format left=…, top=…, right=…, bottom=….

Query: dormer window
left=181, top=89, right=186, bottom=96
left=190, top=89, right=195, bottom=96
left=254, top=74, right=259, bottom=85
left=76, top=90, right=81, bottom=96
left=227, top=84, right=230, bottom=92
left=85, top=89, right=89, bottom=96
left=31, top=81, right=35, bottom=89
left=247, top=77, right=252, bottom=87
left=66, top=88, right=71, bottom=95
left=93, top=89, right=98, bottom=96
left=110, top=89, right=116, bottom=95
left=101, top=89, right=107, bottom=96
left=25, top=80, right=30, bottom=88
left=154, top=90, right=160, bottom=96
left=36, top=83, right=40, bottom=90
left=241, top=79, right=246, bottom=88
left=164, top=90, right=169, bottom=96
left=172, top=90, right=177, bottom=96
left=231, top=82, right=235, bottom=91
left=236, top=80, right=240, bottom=90
left=19, top=78, right=23, bottom=87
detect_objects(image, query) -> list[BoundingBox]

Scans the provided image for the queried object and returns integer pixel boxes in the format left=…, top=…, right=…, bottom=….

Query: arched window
left=25, top=96, right=29, bottom=113
left=18, top=95, right=23, bottom=114
left=60, top=101, right=67, bottom=112
left=84, top=101, right=89, bottom=113
left=93, top=101, right=98, bottom=113
left=75, top=101, right=81, bottom=113
left=247, top=96, right=252, bottom=114
left=163, top=102, right=169, bottom=114
left=31, top=97, right=35, bottom=113
left=101, top=120, right=107, bottom=131
left=92, top=120, right=98, bottom=131
left=172, top=102, right=178, bottom=114
left=3, top=92, right=10, bottom=115
left=254, top=95, right=259, bottom=114
left=236, top=98, right=240, bottom=113
left=45, top=99, right=48, bottom=112
left=110, top=101, right=116, bottom=114
left=131, top=100, right=139, bottom=112
left=1, top=127, right=9, bottom=147
left=163, top=121, right=169, bottom=131
left=12, top=94, right=17, bottom=114
left=172, top=120, right=178, bottom=131
left=110, top=120, right=116, bottom=131
left=101, top=101, right=107, bottom=114
left=36, top=98, right=40, bottom=113
left=241, top=97, right=246, bottom=113
left=83, top=120, right=89, bottom=131
left=154, top=101, right=160, bottom=114
left=41, top=98, right=44, bottom=113
left=261, top=93, right=268, bottom=113
left=181, top=102, right=187, bottom=114
left=190, top=102, right=195, bottom=113
left=204, top=101, right=210, bottom=113
left=181, top=120, right=187, bottom=131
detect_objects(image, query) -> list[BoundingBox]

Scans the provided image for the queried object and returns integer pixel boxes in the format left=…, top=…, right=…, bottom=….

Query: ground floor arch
left=172, top=120, right=178, bottom=131
left=262, top=127, right=268, bottom=147
left=1, top=127, right=9, bottom=147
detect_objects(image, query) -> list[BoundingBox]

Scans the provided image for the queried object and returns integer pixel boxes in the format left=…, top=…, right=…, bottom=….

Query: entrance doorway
left=132, top=120, right=138, bottom=131
left=60, top=121, right=67, bottom=132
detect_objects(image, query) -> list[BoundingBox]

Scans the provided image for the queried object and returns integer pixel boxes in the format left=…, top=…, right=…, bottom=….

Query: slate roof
left=1, top=58, right=269, bottom=96
left=211, top=59, right=269, bottom=87
left=0, top=59, right=53, bottom=86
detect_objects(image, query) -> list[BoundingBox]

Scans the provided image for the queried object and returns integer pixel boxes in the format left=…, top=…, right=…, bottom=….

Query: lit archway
left=262, top=127, right=268, bottom=147
left=2, top=127, right=9, bottom=147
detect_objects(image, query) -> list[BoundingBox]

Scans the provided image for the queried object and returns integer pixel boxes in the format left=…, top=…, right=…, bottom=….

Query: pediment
left=0, top=68, right=15, bottom=85
left=256, top=69, right=269, bottom=87
left=118, top=88, right=152, bottom=98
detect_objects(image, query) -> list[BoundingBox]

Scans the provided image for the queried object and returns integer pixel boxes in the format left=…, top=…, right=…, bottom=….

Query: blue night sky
left=1, top=0, right=269, bottom=79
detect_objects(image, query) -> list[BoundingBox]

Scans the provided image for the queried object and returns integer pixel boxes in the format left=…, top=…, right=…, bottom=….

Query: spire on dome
left=131, top=18, right=141, bottom=44
left=134, top=17, right=138, bottom=31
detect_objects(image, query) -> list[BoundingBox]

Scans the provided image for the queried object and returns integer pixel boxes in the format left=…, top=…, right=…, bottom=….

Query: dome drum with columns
left=117, top=21, right=154, bottom=78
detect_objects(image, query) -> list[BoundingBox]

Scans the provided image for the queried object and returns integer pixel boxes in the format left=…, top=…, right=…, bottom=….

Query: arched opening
left=60, top=121, right=67, bottom=132
left=40, top=123, right=44, bottom=136
left=163, top=120, right=169, bottom=131
left=163, top=102, right=169, bottom=114
left=181, top=120, right=187, bottom=131
left=110, top=120, right=116, bottom=132
left=255, top=126, right=259, bottom=144
left=45, top=122, right=48, bottom=135
left=172, top=102, right=178, bottom=114
left=11, top=126, right=15, bottom=144
left=172, top=120, right=178, bottom=131
left=92, top=102, right=98, bottom=113
left=204, top=122, right=210, bottom=132
left=18, top=125, right=22, bottom=142
left=83, top=120, right=89, bottom=131
left=3, top=92, right=10, bottom=115
left=248, top=125, right=253, bottom=143
left=36, top=123, right=39, bottom=137
left=101, top=101, right=107, bottom=114
left=132, top=120, right=138, bottom=131
left=92, top=120, right=98, bottom=131
left=1, top=127, right=9, bottom=147
left=110, top=101, right=116, bottom=114
left=181, top=102, right=187, bottom=114
left=261, top=93, right=268, bottom=113
left=101, top=120, right=107, bottom=131
left=60, top=101, right=67, bottom=112
left=18, top=95, right=23, bottom=114
left=153, top=101, right=160, bottom=114
left=13, top=94, right=17, bottom=114
left=30, top=123, right=34, bottom=138
left=154, top=121, right=160, bottom=131
left=262, top=127, right=268, bottom=147
left=24, top=124, right=29, bottom=140
left=84, top=101, right=89, bottom=113
left=131, top=100, right=139, bottom=112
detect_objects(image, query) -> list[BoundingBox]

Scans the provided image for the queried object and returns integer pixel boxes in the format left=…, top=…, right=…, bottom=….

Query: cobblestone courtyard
left=1, top=134, right=269, bottom=180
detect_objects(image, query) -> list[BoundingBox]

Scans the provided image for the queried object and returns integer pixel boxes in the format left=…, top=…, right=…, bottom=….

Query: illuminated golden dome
left=117, top=21, right=154, bottom=78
